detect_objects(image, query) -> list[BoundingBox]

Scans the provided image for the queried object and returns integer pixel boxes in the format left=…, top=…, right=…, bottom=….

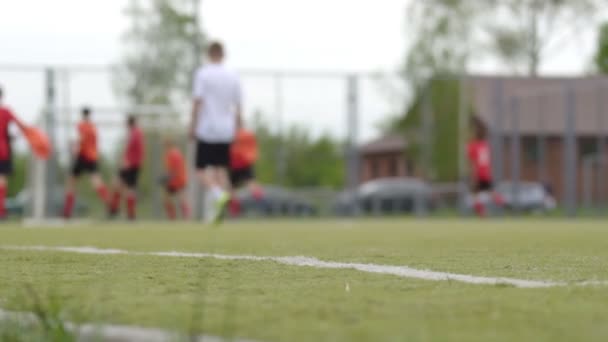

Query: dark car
left=6, top=189, right=89, bottom=218
left=334, top=178, right=435, bottom=216
left=236, top=186, right=317, bottom=217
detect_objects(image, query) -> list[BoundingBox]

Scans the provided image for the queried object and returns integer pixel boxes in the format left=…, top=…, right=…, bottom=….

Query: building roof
left=359, top=135, right=406, bottom=155
left=468, top=76, right=608, bottom=136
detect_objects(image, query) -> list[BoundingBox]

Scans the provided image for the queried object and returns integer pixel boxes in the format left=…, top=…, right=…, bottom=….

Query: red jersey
left=0, top=106, right=15, bottom=161
left=164, top=147, right=187, bottom=189
left=467, top=139, right=492, bottom=181
left=77, top=121, right=98, bottom=161
left=230, top=129, right=258, bottom=170
left=124, top=126, right=144, bottom=168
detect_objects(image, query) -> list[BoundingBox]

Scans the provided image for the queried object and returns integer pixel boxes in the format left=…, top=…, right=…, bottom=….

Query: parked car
left=236, top=186, right=317, bottom=217
left=465, top=181, right=556, bottom=213
left=334, top=178, right=435, bottom=216
left=6, top=188, right=89, bottom=218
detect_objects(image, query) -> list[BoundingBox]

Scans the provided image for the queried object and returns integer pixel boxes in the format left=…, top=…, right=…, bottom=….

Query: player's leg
left=0, top=174, right=8, bottom=220
left=473, top=180, right=491, bottom=217
left=124, top=168, right=139, bottom=221
left=62, top=159, right=81, bottom=218
left=88, top=161, right=110, bottom=205
left=176, top=188, right=190, bottom=219
left=108, top=172, right=125, bottom=217
left=163, top=187, right=177, bottom=220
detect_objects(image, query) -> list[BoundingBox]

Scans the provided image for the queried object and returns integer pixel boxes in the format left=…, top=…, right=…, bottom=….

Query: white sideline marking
left=0, top=309, right=257, bottom=342
left=2, top=245, right=607, bottom=289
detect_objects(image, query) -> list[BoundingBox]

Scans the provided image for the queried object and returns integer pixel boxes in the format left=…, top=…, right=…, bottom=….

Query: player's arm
left=190, top=98, right=202, bottom=140
left=235, top=79, right=244, bottom=129
left=190, top=69, right=204, bottom=140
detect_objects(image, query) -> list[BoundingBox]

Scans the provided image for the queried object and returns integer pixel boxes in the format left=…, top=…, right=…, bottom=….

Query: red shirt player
left=162, top=139, right=190, bottom=220
left=0, top=87, right=15, bottom=219
left=62, top=107, right=110, bottom=218
left=468, top=117, right=504, bottom=217
left=109, top=115, right=145, bottom=220
left=228, top=128, right=264, bottom=216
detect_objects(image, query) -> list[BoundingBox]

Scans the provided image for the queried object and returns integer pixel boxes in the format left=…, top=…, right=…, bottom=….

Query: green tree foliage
left=485, top=0, right=599, bottom=76
left=387, top=79, right=463, bottom=182
left=252, top=114, right=344, bottom=189
left=113, top=0, right=204, bottom=106
left=595, top=22, right=608, bottom=74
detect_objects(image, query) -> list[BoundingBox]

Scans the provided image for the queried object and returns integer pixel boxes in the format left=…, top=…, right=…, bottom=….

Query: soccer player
left=161, top=138, right=190, bottom=220
left=62, top=107, right=110, bottom=218
left=0, top=87, right=16, bottom=219
left=190, top=41, right=242, bottom=224
left=108, top=115, right=144, bottom=220
left=467, top=116, right=504, bottom=217
left=228, top=127, right=264, bottom=216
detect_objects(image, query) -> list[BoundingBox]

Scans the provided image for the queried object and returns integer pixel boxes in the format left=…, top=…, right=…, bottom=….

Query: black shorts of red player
left=0, top=158, right=12, bottom=176
left=165, top=184, right=186, bottom=195
left=71, top=155, right=98, bottom=177
left=473, top=179, right=493, bottom=193
left=119, top=167, right=140, bottom=189
left=230, top=167, right=254, bottom=188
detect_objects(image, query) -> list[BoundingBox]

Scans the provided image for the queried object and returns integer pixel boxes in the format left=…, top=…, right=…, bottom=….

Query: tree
left=485, top=0, right=599, bottom=76
left=405, top=0, right=599, bottom=78
left=252, top=112, right=345, bottom=189
left=595, top=22, right=608, bottom=74
left=113, top=0, right=204, bottom=107
left=404, top=0, right=487, bottom=85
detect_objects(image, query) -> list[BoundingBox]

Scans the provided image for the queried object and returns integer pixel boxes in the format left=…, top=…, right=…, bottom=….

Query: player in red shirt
left=228, top=127, right=264, bottom=216
left=0, top=87, right=17, bottom=219
left=108, top=116, right=144, bottom=220
left=160, top=138, right=190, bottom=220
left=62, top=107, right=110, bottom=218
left=468, top=116, right=504, bottom=217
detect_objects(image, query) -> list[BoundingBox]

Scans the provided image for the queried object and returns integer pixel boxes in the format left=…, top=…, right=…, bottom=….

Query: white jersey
left=192, top=63, right=242, bottom=143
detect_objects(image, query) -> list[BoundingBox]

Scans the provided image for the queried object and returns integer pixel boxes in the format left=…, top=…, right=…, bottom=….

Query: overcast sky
left=0, top=0, right=606, bottom=144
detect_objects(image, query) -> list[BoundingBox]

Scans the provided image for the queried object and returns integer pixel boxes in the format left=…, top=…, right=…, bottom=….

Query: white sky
left=0, top=0, right=606, bottom=145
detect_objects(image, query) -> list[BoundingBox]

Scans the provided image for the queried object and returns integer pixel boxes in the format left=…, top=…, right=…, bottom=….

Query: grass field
left=1, top=219, right=608, bottom=341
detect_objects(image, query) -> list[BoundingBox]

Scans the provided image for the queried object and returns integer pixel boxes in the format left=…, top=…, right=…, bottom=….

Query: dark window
left=370, top=158, right=379, bottom=178
left=579, top=138, right=598, bottom=158
left=388, top=157, right=398, bottom=176
left=522, top=137, right=540, bottom=162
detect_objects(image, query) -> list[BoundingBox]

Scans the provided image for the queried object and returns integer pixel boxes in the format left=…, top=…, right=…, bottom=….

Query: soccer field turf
left=1, top=219, right=608, bottom=341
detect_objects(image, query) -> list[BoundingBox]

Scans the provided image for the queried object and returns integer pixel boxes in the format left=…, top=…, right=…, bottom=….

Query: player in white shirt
left=190, top=41, right=242, bottom=224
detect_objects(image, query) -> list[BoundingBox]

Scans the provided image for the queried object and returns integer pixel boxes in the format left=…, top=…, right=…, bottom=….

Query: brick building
left=359, top=76, right=608, bottom=202
left=469, top=76, right=608, bottom=201
left=358, top=135, right=413, bottom=183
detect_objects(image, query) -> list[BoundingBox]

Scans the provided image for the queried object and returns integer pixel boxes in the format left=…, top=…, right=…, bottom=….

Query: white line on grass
left=0, top=308, right=258, bottom=342
left=2, top=245, right=607, bottom=289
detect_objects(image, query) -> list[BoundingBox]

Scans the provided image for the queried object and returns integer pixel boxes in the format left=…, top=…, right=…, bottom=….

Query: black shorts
left=166, top=184, right=185, bottom=194
left=71, top=156, right=98, bottom=177
left=230, top=167, right=254, bottom=188
left=0, top=159, right=12, bottom=176
left=474, top=179, right=493, bottom=193
left=120, top=167, right=140, bottom=189
left=196, top=140, right=230, bottom=169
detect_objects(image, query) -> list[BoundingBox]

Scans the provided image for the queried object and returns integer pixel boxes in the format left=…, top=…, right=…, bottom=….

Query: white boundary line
left=0, top=309, right=257, bottom=342
left=2, top=245, right=607, bottom=289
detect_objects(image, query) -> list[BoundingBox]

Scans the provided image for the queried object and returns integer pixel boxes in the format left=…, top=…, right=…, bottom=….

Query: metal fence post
left=563, top=85, right=578, bottom=217
left=510, top=97, right=521, bottom=215
left=492, top=79, right=505, bottom=185
left=416, top=83, right=432, bottom=216
left=346, top=75, right=360, bottom=190
left=596, top=85, right=606, bottom=214
left=458, top=76, right=470, bottom=215
left=44, top=67, right=59, bottom=218
left=537, top=95, right=547, bottom=184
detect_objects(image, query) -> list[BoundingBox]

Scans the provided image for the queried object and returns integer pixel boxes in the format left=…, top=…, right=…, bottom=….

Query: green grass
left=1, top=219, right=608, bottom=341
